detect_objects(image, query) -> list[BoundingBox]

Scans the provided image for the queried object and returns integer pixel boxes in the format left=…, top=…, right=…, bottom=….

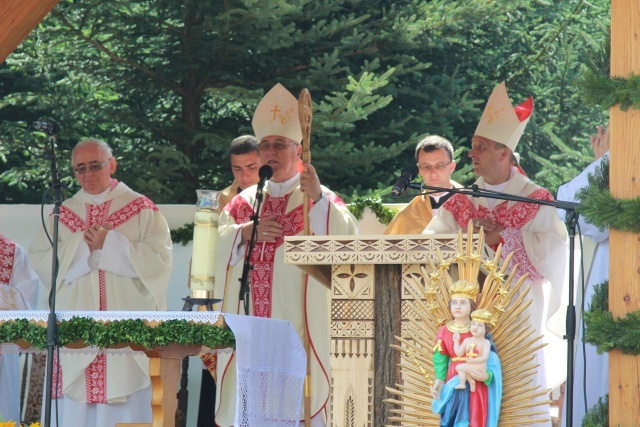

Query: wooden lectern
left=285, top=234, right=489, bottom=427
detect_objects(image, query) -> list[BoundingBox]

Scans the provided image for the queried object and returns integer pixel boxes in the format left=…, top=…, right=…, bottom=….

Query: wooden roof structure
left=0, top=0, right=59, bottom=64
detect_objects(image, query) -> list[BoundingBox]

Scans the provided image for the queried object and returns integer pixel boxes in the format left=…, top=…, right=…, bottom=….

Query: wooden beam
left=609, top=1, right=640, bottom=425
left=0, top=0, right=60, bottom=64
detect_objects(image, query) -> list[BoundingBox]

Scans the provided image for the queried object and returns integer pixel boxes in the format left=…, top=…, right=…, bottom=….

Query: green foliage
left=574, top=158, right=640, bottom=234
left=583, top=279, right=640, bottom=356
left=171, top=222, right=195, bottom=246
left=589, top=280, right=609, bottom=313
left=0, top=0, right=611, bottom=204
left=582, top=395, right=609, bottom=427
left=0, top=316, right=235, bottom=350
left=347, top=195, right=397, bottom=225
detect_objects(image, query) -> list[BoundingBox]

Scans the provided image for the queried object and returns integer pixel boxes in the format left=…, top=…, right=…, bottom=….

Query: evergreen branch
left=171, top=222, right=195, bottom=246
left=583, top=280, right=640, bottom=355
left=582, top=395, right=609, bottom=427
left=51, top=10, right=182, bottom=95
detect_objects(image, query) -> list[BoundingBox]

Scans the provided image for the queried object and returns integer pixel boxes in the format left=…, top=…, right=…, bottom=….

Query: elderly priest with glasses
left=213, top=83, right=358, bottom=426
left=29, top=138, right=173, bottom=427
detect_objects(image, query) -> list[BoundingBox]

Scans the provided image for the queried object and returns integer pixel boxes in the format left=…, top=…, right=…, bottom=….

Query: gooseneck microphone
left=391, top=163, right=419, bottom=197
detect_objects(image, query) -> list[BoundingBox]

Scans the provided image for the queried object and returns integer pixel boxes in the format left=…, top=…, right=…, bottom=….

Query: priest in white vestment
left=29, top=138, right=172, bottom=427
left=214, top=83, right=358, bottom=427
left=557, top=124, right=609, bottom=427
left=425, top=82, right=568, bottom=427
left=0, top=234, right=41, bottom=422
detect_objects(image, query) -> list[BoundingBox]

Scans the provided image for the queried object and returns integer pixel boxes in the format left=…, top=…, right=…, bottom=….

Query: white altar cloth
left=0, top=310, right=306, bottom=426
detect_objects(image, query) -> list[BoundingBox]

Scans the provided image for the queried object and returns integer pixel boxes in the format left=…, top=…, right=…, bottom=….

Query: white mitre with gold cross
left=474, top=81, right=534, bottom=152
left=252, top=83, right=302, bottom=143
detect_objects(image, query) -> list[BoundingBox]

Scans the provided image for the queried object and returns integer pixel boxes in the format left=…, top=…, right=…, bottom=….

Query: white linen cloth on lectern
left=225, top=313, right=306, bottom=426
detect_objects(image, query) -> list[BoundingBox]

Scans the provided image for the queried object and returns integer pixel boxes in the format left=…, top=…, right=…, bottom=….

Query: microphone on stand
left=31, top=120, right=61, bottom=136
left=256, top=165, right=273, bottom=201
left=258, top=165, right=273, bottom=186
left=391, top=163, right=419, bottom=197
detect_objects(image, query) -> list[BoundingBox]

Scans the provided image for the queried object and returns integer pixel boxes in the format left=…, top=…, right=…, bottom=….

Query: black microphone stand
left=419, top=183, right=580, bottom=427
left=42, top=133, right=63, bottom=427
left=238, top=181, right=267, bottom=315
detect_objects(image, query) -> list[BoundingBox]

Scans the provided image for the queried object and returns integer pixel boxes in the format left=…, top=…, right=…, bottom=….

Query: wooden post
left=373, top=264, right=402, bottom=427
left=0, top=0, right=60, bottom=64
left=609, top=1, right=640, bottom=424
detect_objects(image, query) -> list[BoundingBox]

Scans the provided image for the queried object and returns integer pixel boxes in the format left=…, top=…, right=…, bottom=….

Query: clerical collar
left=429, top=186, right=455, bottom=209
left=83, top=186, right=111, bottom=204
left=267, top=173, right=300, bottom=197
left=446, top=320, right=471, bottom=333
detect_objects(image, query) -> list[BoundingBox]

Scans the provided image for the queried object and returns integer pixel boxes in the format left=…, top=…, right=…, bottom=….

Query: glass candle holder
left=189, top=189, right=221, bottom=299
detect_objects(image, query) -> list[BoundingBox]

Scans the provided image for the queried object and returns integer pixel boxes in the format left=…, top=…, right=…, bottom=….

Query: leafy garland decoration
left=346, top=195, right=397, bottom=225
left=571, top=157, right=640, bottom=234
left=0, top=317, right=235, bottom=351
left=583, top=280, right=640, bottom=355
left=171, top=222, right=194, bottom=246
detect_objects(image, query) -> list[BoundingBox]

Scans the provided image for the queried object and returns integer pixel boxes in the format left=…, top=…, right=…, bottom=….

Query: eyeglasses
left=258, top=141, right=299, bottom=151
left=417, top=161, right=451, bottom=172
left=73, top=158, right=111, bottom=175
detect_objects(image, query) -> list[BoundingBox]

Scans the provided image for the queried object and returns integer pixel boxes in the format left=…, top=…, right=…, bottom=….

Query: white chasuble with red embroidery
left=28, top=179, right=172, bottom=405
left=0, top=235, right=41, bottom=422
left=214, top=179, right=358, bottom=427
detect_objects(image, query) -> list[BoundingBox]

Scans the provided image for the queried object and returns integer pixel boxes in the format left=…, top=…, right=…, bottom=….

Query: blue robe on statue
left=432, top=351, right=502, bottom=427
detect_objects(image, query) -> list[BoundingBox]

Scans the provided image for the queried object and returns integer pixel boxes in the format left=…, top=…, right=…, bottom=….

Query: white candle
left=189, top=190, right=221, bottom=299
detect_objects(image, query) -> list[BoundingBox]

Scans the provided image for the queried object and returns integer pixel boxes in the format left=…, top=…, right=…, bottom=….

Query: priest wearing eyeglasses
left=213, top=83, right=358, bottom=426
left=28, top=138, right=172, bottom=427
left=384, top=135, right=461, bottom=235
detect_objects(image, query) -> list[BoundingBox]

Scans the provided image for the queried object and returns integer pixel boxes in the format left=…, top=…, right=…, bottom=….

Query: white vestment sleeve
left=63, top=240, right=92, bottom=284
left=9, top=244, right=41, bottom=310
left=308, top=194, right=329, bottom=235
left=423, top=207, right=459, bottom=234
left=97, top=230, right=138, bottom=278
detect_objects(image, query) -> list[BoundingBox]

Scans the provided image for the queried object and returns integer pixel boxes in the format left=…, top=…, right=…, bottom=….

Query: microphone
left=258, top=165, right=273, bottom=186
left=391, top=163, right=419, bottom=197
left=31, top=120, right=60, bottom=135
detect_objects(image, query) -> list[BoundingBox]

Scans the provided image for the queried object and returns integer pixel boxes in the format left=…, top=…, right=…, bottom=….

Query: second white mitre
left=474, top=81, right=533, bottom=151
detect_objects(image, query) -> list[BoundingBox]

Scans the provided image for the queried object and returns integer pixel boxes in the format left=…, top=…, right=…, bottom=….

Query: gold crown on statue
left=449, top=279, right=479, bottom=301
left=471, top=309, right=495, bottom=326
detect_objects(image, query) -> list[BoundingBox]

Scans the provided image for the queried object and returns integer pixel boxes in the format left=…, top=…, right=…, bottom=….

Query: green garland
left=0, top=317, right=235, bottom=351
left=583, top=280, right=640, bottom=355
left=346, top=195, right=397, bottom=225
left=575, top=72, right=640, bottom=111
left=171, top=222, right=194, bottom=246
left=575, top=158, right=640, bottom=234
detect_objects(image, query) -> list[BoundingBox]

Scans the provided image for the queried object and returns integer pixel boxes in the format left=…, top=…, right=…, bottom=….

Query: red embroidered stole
left=232, top=193, right=305, bottom=318
left=0, top=235, right=16, bottom=286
